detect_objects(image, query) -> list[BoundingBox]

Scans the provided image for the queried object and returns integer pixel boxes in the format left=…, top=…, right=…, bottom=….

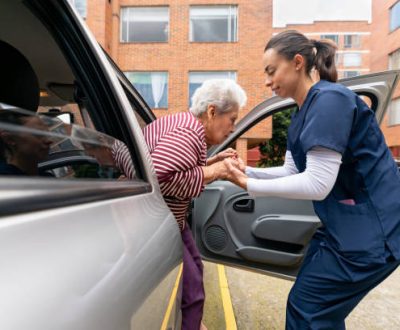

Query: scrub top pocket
left=326, top=196, right=385, bottom=258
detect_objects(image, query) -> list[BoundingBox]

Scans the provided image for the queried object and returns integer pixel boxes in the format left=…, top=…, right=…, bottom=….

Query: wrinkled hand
left=236, top=156, right=246, bottom=172
left=207, top=148, right=239, bottom=166
left=217, top=148, right=238, bottom=161
left=211, top=157, right=239, bottom=180
left=223, top=158, right=248, bottom=189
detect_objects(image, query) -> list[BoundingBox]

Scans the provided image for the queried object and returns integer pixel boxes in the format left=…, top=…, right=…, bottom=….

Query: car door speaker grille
left=205, top=225, right=227, bottom=252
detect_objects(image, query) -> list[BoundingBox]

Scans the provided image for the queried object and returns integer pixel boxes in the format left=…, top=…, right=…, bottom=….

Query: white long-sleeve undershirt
left=245, top=150, right=298, bottom=179
left=246, top=147, right=342, bottom=200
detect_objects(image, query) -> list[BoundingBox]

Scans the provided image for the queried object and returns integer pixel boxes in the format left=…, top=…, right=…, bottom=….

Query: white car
left=0, top=0, right=398, bottom=329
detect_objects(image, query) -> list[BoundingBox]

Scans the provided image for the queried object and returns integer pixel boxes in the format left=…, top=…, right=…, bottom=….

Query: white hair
left=189, top=79, right=247, bottom=117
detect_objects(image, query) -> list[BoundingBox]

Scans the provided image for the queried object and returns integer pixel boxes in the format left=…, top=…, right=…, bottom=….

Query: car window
left=0, top=106, right=135, bottom=180
left=101, top=48, right=156, bottom=128
left=0, top=3, right=141, bottom=182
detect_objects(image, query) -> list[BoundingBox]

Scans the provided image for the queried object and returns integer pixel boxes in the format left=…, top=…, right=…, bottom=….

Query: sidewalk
left=203, top=262, right=400, bottom=330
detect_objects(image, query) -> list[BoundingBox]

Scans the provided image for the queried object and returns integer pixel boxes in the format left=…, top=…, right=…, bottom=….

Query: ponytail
left=311, top=39, right=338, bottom=82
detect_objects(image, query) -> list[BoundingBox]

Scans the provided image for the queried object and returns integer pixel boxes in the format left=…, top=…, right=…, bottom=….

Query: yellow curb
left=217, top=264, right=237, bottom=330
left=161, top=264, right=183, bottom=330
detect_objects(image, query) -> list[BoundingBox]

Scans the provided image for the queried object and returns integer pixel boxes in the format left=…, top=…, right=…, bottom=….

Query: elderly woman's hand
left=217, top=148, right=238, bottom=161
left=223, top=158, right=248, bottom=189
left=207, top=148, right=238, bottom=166
left=203, top=156, right=246, bottom=185
left=236, top=156, right=246, bottom=172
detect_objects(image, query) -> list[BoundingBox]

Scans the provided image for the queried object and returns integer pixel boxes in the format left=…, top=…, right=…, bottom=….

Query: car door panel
left=193, top=71, right=400, bottom=279
left=0, top=187, right=181, bottom=330
left=192, top=181, right=318, bottom=278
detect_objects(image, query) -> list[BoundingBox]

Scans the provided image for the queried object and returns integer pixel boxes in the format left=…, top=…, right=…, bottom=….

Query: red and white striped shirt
left=143, top=112, right=207, bottom=230
left=112, top=112, right=207, bottom=230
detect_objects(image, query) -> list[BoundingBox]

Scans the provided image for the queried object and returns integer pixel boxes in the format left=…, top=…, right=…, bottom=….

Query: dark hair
left=265, top=30, right=338, bottom=82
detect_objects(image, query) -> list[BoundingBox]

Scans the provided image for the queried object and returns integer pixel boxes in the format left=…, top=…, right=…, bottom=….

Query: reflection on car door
left=191, top=71, right=400, bottom=280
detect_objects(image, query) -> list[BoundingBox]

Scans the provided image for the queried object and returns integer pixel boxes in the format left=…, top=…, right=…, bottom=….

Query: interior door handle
left=233, top=199, right=254, bottom=212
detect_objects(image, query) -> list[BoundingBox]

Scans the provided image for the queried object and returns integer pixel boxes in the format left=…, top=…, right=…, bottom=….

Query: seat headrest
left=0, top=40, right=40, bottom=112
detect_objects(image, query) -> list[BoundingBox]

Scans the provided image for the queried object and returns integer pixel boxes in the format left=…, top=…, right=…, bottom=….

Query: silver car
left=0, top=0, right=398, bottom=329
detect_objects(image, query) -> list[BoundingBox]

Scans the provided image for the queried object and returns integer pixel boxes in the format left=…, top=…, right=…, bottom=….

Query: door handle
left=233, top=199, right=254, bottom=212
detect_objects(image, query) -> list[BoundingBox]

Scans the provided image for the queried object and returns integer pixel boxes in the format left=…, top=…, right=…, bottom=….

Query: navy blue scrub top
left=287, top=80, right=400, bottom=263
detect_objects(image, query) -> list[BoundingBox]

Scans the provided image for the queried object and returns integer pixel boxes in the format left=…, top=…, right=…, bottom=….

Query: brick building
left=72, top=0, right=400, bottom=163
left=371, top=0, right=400, bottom=159
left=272, top=0, right=372, bottom=80
left=77, top=0, right=273, bottom=164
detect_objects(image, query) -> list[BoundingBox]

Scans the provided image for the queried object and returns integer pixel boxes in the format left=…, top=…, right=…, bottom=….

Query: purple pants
left=181, top=225, right=205, bottom=330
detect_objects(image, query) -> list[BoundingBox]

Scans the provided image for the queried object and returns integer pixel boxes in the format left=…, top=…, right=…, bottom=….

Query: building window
left=68, top=0, right=87, bottom=18
left=320, top=34, right=338, bottom=45
left=390, top=1, right=400, bottom=31
left=389, top=98, right=400, bottom=126
left=343, top=53, right=362, bottom=67
left=335, top=53, right=341, bottom=65
left=344, top=34, right=361, bottom=48
left=121, top=7, right=169, bottom=43
left=190, top=5, right=238, bottom=42
left=189, top=71, right=236, bottom=106
left=342, top=71, right=360, bottom=78
left=389, top=48, right=400, bottom=69
left=125, top=72, right=168, bottom=108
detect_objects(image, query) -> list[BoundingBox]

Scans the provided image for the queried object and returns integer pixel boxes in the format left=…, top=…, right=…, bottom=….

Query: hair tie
left=310, top=40, right=318, bottom=56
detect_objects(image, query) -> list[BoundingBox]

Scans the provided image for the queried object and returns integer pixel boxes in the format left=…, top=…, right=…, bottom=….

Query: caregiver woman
left=227, top=30, right=400, bottom=330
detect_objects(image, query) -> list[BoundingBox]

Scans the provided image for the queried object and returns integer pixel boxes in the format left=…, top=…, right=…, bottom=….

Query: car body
left=0, top=0, right=398, bottom=329
left=0, top=1, right=181, bottom=329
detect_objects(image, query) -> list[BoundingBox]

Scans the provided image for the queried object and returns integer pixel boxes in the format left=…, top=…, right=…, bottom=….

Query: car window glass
left=101, top=51, right=152, bottom=130
left=122, top=93, right=148, bottom=130
left=0, top=106, right=136, bottom=180
left=116, top=71, right=150, bottom=130
left=0, top=4, right=141, bottom=181
left=255, top=107, right=295, bottom=167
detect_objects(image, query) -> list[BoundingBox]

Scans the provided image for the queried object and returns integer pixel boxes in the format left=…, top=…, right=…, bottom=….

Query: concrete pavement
left=203, top=262, right=400, bottom=330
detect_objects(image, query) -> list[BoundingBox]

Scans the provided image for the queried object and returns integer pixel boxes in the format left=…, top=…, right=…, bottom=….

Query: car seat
left=0, top=40, right=40, bottom=112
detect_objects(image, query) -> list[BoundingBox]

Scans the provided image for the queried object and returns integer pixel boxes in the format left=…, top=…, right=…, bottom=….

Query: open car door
left=191, top=71, right=400, bottom=280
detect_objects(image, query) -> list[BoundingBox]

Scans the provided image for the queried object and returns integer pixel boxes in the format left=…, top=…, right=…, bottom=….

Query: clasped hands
left=207, top=148, right=248, bottom=189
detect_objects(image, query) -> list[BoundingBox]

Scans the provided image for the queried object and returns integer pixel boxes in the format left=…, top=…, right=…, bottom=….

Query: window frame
left=343, top=34, right=361, bottom=48
left=390, top=1, right=400, bottom=32
left=188, top=71, right=237, bottom=106
left=342, top=71, right=360, bottom=78
left=189, top=5, right=238, bottom=43
left=342, top=52, right=362, bottom=67
left=120, top=6, right=170, bottom=43
left=125, top=71, right=169, bottom=109
left=320, top=34, right=339, bottom=45
left=67, top=0, right=87, bottom=19
left=388, top=97, right=400, bottom=126
left=389, top=48, right=400, bottom=70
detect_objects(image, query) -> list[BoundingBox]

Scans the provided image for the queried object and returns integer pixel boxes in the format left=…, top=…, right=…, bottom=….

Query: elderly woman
left=137, top=78, right=246, bottom=330
left=143, top=79, right=246, bottom=330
